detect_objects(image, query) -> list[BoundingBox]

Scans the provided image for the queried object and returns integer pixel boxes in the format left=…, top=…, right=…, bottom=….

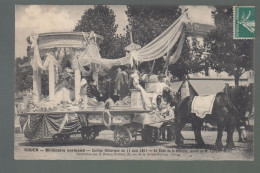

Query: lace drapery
left=30, top=34, right=65, bottom=71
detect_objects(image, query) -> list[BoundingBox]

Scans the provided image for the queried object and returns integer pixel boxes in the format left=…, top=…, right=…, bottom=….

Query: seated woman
left=156, top=88, right=176, bottom=121
left=54, top=72, right=75, bottom=104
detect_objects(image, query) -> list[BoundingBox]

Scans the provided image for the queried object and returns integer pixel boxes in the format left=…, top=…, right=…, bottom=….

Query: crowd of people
left=78, top=66, right=174, bottom=104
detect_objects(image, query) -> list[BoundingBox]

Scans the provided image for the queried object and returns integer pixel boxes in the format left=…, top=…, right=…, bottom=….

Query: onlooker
left=114, top=67, right=129, bottom=100
left=86, top=76, right=103, bottom=102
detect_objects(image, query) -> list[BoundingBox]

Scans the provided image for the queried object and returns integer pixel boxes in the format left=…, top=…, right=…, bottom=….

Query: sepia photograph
left=14, top=4, right=255, bottom=160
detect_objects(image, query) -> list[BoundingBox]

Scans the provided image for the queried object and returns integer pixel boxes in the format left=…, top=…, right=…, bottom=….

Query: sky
left=15, top=5, right=215, bottom=58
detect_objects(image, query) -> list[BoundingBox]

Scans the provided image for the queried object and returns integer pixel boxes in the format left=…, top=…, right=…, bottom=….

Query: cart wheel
left=114, top=126, right=132, bottom=147
left=141, top=126, right=158, bottom=144
left=52, top=134, right=60, bottom=143
left=81, top=127, right=96, bottom=143
left=61, top=134, right=70, bottom=143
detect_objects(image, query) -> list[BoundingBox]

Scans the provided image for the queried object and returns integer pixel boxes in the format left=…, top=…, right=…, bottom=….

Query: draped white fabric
left=30, top=34, right=42, bottom=72
left=66, top=31, right=133, bottom=69
left=77, top=40, right=133, bottom=68
left=30, top=34, right=64, bottom=71
left=131, top=14, right=186, bottom=62
left=168, top=31, right=185, bottom=65
left=131, top=72, right=152, bottom=109
left=42, top=51, right=64, bottom=70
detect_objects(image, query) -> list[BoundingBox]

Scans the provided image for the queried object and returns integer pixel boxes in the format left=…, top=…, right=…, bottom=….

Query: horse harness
left=224, top=86, right=245, bottom=119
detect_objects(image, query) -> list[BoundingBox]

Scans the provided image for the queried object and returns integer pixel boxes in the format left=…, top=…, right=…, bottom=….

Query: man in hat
left=86, top=76, right=103, bottom=102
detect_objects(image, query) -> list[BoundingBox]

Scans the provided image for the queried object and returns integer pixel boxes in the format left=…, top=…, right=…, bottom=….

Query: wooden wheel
left=52, top=134, right=70, bottom=144
left=141, top=126, right=159, bottom=144
left=81, top=127, right=96, bottom=142
left=52, top=134, right=60, bottom=143
left=61, top=134, right=70, bottom=143
left=114, top=126, right=132, bottom=147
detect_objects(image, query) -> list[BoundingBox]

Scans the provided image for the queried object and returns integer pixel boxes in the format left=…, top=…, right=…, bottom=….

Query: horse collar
left=225, top=88, right=243, bottom=116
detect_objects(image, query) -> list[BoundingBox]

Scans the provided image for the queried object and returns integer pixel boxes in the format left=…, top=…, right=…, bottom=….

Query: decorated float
left=18, top=11, right=190, bottom=147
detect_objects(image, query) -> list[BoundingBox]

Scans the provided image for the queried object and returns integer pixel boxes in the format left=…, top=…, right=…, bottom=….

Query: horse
left=174, top=85, right=249, bottom=149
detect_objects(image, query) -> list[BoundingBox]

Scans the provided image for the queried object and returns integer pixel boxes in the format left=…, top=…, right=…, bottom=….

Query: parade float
left=18, top=11, right=189, bottom=147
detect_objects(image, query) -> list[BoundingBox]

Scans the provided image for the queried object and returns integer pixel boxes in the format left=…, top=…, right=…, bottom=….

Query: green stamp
left=234, top=6, right=255, bottom=39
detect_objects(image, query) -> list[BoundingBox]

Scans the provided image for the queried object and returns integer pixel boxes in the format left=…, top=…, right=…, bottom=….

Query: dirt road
left=14, top=129, right=253, bottom=160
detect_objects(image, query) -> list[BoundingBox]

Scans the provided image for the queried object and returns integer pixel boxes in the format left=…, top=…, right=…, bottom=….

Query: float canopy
left=27, top=32, right=103, bottom=51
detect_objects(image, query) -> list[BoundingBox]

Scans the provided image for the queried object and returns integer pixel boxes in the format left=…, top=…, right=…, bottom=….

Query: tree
left=15, top=57, right=33, bottom=93
left=15, top=56, right=50, bottom=96
left=74, top=5, right=127, bottom=60
left=126, top=5, right=181, bottom=46
left=169, top=36, right=205, bottom=80
left=205, top=7, right=254, bottom=86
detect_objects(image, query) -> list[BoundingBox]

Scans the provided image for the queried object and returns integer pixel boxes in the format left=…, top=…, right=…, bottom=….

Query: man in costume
left=86, top=76, right=103, bottom=102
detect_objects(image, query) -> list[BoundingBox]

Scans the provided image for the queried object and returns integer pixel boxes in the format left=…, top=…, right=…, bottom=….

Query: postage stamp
left=233, top=6, right=255, bottom=39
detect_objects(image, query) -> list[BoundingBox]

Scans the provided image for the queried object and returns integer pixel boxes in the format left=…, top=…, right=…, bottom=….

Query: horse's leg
left=215, top=122, right=224, bottom=150
left=171, top=125, right=184, bottom=141
left=175, top=119, right=187, bottom=146
left=226, top=118, right=235, bottom=149
left=234, top=118, right=243, bottom=142
left=192, top=116, right=205, bottom=147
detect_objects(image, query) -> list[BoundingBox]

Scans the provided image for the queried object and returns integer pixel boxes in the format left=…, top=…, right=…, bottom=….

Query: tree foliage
left=74, top=5, right=127, bottom=59
left=205, top=7, right=254, bottom=86
left=169, top=36, right=205, bottom=80
left=15, top=57, right=33, bottom=93
left=126, top=5, right=181, bottom=46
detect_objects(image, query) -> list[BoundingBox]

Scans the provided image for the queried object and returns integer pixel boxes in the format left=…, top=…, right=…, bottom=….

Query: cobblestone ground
left=14, top=128, right=254, bottom=160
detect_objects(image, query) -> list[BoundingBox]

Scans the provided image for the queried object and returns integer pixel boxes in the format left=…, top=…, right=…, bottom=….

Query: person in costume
left=54, top=69, right=75, bottom=104
left=114, top=67, right=129, bottom=100
left=130, top=69, right=152, bottom=109
left=86, top=76, right=103, bottom=102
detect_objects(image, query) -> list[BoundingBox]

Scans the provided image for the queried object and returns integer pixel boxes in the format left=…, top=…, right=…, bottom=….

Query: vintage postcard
left=15, top=5, right=254, bottom=160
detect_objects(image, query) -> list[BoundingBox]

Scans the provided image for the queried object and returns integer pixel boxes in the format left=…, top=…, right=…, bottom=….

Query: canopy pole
left=132, top=59, right=137, bottom=70
left=165, top=67, right=168, bottom=76
left=74, top=69, right=81, bottom=102
left=130, top=30, right=133, bottom=44
left=48, top=59, right=55, bottom=101
left=163, top=48, right=174, bottom=74
left=150, top=60, right=156, bottom=74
